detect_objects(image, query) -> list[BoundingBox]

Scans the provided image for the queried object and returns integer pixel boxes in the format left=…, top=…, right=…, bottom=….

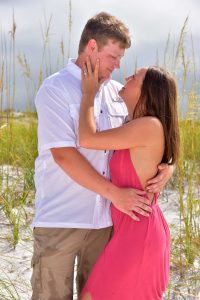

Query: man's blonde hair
left=78, top=12, right=131, bottom=54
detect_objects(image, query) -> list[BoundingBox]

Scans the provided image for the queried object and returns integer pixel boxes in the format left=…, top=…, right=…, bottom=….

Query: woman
left=79, top=59, right=180, bottom=300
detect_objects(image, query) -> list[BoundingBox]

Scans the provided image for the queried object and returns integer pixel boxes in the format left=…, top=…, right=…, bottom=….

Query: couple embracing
left=31, top=12, right=179, bottom=300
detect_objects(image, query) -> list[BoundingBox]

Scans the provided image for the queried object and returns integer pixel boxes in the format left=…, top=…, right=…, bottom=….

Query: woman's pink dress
left=81, top=149, right=170, bottom=300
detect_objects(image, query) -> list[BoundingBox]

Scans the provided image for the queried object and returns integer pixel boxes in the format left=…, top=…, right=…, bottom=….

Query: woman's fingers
left=82, top=68, right=87, bottom=78
left=85, top=57, right=100, bottom=79
left=81, top=57, right=100, bottom=82
left=128, top=211, right=140, bottom=221
left=81, top=58, right=101, bottom=95
left=81, top=62, right=88, bottom=78
left=86, top=57, right=92, bottom=74
left=94, top=59, right=99, bottom=78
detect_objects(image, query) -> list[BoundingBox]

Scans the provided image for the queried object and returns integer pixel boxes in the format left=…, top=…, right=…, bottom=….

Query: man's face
left=90, top=40, right=125, bottom=81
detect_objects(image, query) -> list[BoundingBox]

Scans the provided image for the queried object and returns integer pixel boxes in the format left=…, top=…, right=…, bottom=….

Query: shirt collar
left=66, top=58, right=81, bottom=80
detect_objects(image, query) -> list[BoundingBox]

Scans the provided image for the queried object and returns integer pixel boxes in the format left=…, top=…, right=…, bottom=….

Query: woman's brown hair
left=133, top=66, right=180, bottom=165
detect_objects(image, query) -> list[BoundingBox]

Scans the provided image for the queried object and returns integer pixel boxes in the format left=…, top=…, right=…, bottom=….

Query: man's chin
left=101, top=74, right=111, bottom=82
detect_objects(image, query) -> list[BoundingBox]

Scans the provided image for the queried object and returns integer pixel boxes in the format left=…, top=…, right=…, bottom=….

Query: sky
left=0, top=0, right=200, bottom=110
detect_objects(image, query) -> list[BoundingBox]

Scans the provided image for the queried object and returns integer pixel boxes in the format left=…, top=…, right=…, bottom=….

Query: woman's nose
left=125, top=76, right=132, bottom=82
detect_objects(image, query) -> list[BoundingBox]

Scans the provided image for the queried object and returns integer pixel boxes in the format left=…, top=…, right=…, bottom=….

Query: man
left=31, top=12, right=172, bottom=300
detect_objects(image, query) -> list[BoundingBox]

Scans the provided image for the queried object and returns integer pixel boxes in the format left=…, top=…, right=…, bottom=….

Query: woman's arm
left=79, top=58, right=162, bottom=150
left=80, top=58, right=174, bottom=192
left=79, top=109, right=162, bottom=150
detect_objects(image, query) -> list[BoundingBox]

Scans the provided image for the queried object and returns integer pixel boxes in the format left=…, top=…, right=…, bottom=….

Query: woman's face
left=119, top=68, right=147, bottom=116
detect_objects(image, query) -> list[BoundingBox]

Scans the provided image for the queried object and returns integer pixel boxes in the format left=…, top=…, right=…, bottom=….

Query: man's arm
left=51, top=147, right=152, bottom=221
left=146, top=164, right=174, bottom=193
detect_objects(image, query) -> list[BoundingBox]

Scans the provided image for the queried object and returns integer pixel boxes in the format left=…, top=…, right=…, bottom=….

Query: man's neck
left=75, top=54, right=86, bottom=69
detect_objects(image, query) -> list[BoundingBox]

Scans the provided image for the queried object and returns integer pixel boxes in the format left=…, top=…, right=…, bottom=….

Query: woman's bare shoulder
left=128, top=116, right=163, bottom=133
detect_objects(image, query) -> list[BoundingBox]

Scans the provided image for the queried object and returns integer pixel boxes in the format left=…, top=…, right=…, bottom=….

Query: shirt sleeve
left=35, top=83, right=77, bottom=152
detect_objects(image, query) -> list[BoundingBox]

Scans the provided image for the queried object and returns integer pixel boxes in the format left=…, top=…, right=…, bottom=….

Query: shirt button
left=102, top=171, right=105, bottom=175
left=104, top=150, right=107, bottom=154
left=100, top=110, right=103, bottom=113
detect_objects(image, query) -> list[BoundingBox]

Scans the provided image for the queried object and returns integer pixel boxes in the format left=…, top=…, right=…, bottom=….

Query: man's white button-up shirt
left=32, top=58, right=128, bottom=229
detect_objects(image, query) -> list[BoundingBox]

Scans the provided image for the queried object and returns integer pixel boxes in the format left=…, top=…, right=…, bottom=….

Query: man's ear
left=87, top=39, right=98, bottom=54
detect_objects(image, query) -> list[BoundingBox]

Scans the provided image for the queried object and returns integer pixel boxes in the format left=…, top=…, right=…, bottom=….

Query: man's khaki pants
left=31, top=227, right=112, bottom=300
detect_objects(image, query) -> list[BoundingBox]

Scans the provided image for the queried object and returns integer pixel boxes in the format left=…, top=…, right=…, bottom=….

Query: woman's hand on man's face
left=81, top=57, right=102, bottom=99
